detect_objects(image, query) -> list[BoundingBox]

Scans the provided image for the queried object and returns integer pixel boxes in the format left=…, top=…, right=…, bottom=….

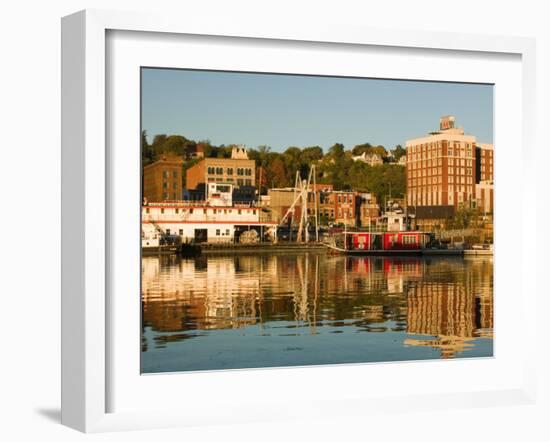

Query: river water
left=141, top=252, right=493, bottom=373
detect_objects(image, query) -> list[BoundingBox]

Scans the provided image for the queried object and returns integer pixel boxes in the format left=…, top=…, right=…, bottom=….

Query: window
left=166, top=229, right=170, bottom=235
left=145, top=208, right=150, bottom=214
left=163, top=170, right=168, bottom=178
left=173, top=171, right=178, bottom=178
left=216, top=229, right=221, bottom=236
left=163, top=182, right=167, bottom=189
left=216, top=167, right=223, bottom=175
left=237, top=168, right=243, bottom=176
left=226, top=229, right=230, bottom=236
left=175, top=208, right=179, bottom=214
left=179, top=229, right=183, bottom=235
left=160, top=208, right=164, bottom=214
left=190, top=208, right=194, bottom=214
left=207, top=166, right=214, bottom=174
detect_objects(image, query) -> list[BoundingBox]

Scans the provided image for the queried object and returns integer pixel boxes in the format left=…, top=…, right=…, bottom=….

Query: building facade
left=186, top=145, right=256, bottom=190
left=143, top=154, right=184, bottom=202
left=320, top=190, right=357, bottom=226
left=475, top=143, right=494, bottom=214
left=406, top=116, right=477, bottom=210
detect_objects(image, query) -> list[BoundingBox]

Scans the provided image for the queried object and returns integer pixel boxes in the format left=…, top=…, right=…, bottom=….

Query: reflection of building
left=404, top=258, right=494, bottom=358
left=143, top=154, right=184, bottom=202
left=142, top=253, right=493, bottom=357
left=186, top=145, right=256, bottom=189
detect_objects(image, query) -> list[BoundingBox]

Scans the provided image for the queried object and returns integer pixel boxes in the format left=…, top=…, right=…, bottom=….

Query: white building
left=352, top=151, right=384, bottom=166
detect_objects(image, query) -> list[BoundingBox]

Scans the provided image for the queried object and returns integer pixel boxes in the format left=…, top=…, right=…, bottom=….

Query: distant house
left=352, top=152, right=383, bottom=166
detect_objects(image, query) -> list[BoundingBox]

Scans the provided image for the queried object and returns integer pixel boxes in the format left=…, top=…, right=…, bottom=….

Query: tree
left=391, top=144, right=406, bottom=161
left=328, top=143, right=345, bottom=159
left=267, top=157, right=287, bottom=188
left=352, top=143, right=372, bottom=156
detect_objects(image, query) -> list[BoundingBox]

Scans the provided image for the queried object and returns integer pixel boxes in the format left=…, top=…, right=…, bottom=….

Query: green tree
left=391, top=144, right=406, bottom=161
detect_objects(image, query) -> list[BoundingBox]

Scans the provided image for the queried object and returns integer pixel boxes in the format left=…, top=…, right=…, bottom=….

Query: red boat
left=325, top=230, right=432, bottom=255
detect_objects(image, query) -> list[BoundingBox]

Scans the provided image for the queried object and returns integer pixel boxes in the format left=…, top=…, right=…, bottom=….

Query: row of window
left=206, top=177, right=253, bottom=186
left=162, top=170, right=178, bottom=179
left=409, top=141, right=473, bottom=152
left=408, top=146, right=474, bottom=161
left=409, top=175, right=474, bottom=186
left=337, top=194, right=354, bottom=204
left=410, top=167, right=473, bottom=177
left=145, top=207, right=256, bottom=215
left=410, top=158, right=474, bottom=169
left=410, top=186, right=473, bottom=195
left=206, top=166, right=253, bottom=176
left=162, top=181, right=178, bottom=190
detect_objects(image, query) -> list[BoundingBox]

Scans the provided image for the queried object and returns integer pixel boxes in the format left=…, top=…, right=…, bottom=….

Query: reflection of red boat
left=325, top=231, right=432, bottom=255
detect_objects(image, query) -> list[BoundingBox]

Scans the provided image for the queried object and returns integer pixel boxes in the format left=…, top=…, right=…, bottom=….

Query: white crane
left=279, top=166, right=319, bottom=243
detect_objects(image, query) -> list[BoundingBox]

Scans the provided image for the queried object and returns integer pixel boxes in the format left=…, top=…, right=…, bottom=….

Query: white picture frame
left=61, top=9, right=537, bottom=433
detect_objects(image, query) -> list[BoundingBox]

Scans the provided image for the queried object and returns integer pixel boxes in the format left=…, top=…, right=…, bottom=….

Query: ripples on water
left=141, top=253, right=493, bottom=373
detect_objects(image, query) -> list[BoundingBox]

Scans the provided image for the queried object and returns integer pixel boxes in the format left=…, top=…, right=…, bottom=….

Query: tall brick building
left=406, top=116, right=477, bottom=209
left=143, top=154, right=184, bottom=202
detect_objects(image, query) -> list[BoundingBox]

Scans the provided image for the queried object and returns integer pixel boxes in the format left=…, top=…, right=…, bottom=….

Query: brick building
left=320, top=190, right=357, bottom=226
left=186, top=145, right=256, bottom=190
left=142, top=154, right=184, bottom=202
left=267, top=186, right=365, bottom=228
left=406, top=116, right=477, bottom=210
left=475, top=143, right=494, bottom=214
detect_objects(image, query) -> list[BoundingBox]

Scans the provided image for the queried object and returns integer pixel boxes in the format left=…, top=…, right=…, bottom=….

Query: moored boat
left=323, top=230, right=433, bottom=255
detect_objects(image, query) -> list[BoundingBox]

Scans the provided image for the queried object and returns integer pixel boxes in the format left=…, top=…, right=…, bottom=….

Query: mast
left=312, top=165, right=319, bottom=242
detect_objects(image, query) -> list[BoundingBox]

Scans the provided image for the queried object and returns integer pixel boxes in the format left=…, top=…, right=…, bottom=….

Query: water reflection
left=141, top=253, right=493, bottom=372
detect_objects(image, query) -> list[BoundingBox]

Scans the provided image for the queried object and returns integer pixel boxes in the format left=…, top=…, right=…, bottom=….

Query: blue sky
left=141, top=68, right=493, bottom=152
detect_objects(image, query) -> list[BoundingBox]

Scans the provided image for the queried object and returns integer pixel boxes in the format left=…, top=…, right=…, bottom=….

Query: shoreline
left=142, top=242, right=493, bottom=257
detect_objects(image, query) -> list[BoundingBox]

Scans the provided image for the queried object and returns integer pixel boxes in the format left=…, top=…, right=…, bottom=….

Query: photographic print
left=140, top=68, right=494, bottom=374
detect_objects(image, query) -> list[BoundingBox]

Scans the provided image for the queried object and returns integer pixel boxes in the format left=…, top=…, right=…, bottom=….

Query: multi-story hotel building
left=186, top=145, right=256, bottom=190
left=406, top=116, right=477, bottom=210
left=143, top=154, right=184, bottom=202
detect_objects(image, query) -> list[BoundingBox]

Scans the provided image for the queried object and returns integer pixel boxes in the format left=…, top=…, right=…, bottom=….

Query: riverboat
left=324, top=230, right=433, bottom=255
